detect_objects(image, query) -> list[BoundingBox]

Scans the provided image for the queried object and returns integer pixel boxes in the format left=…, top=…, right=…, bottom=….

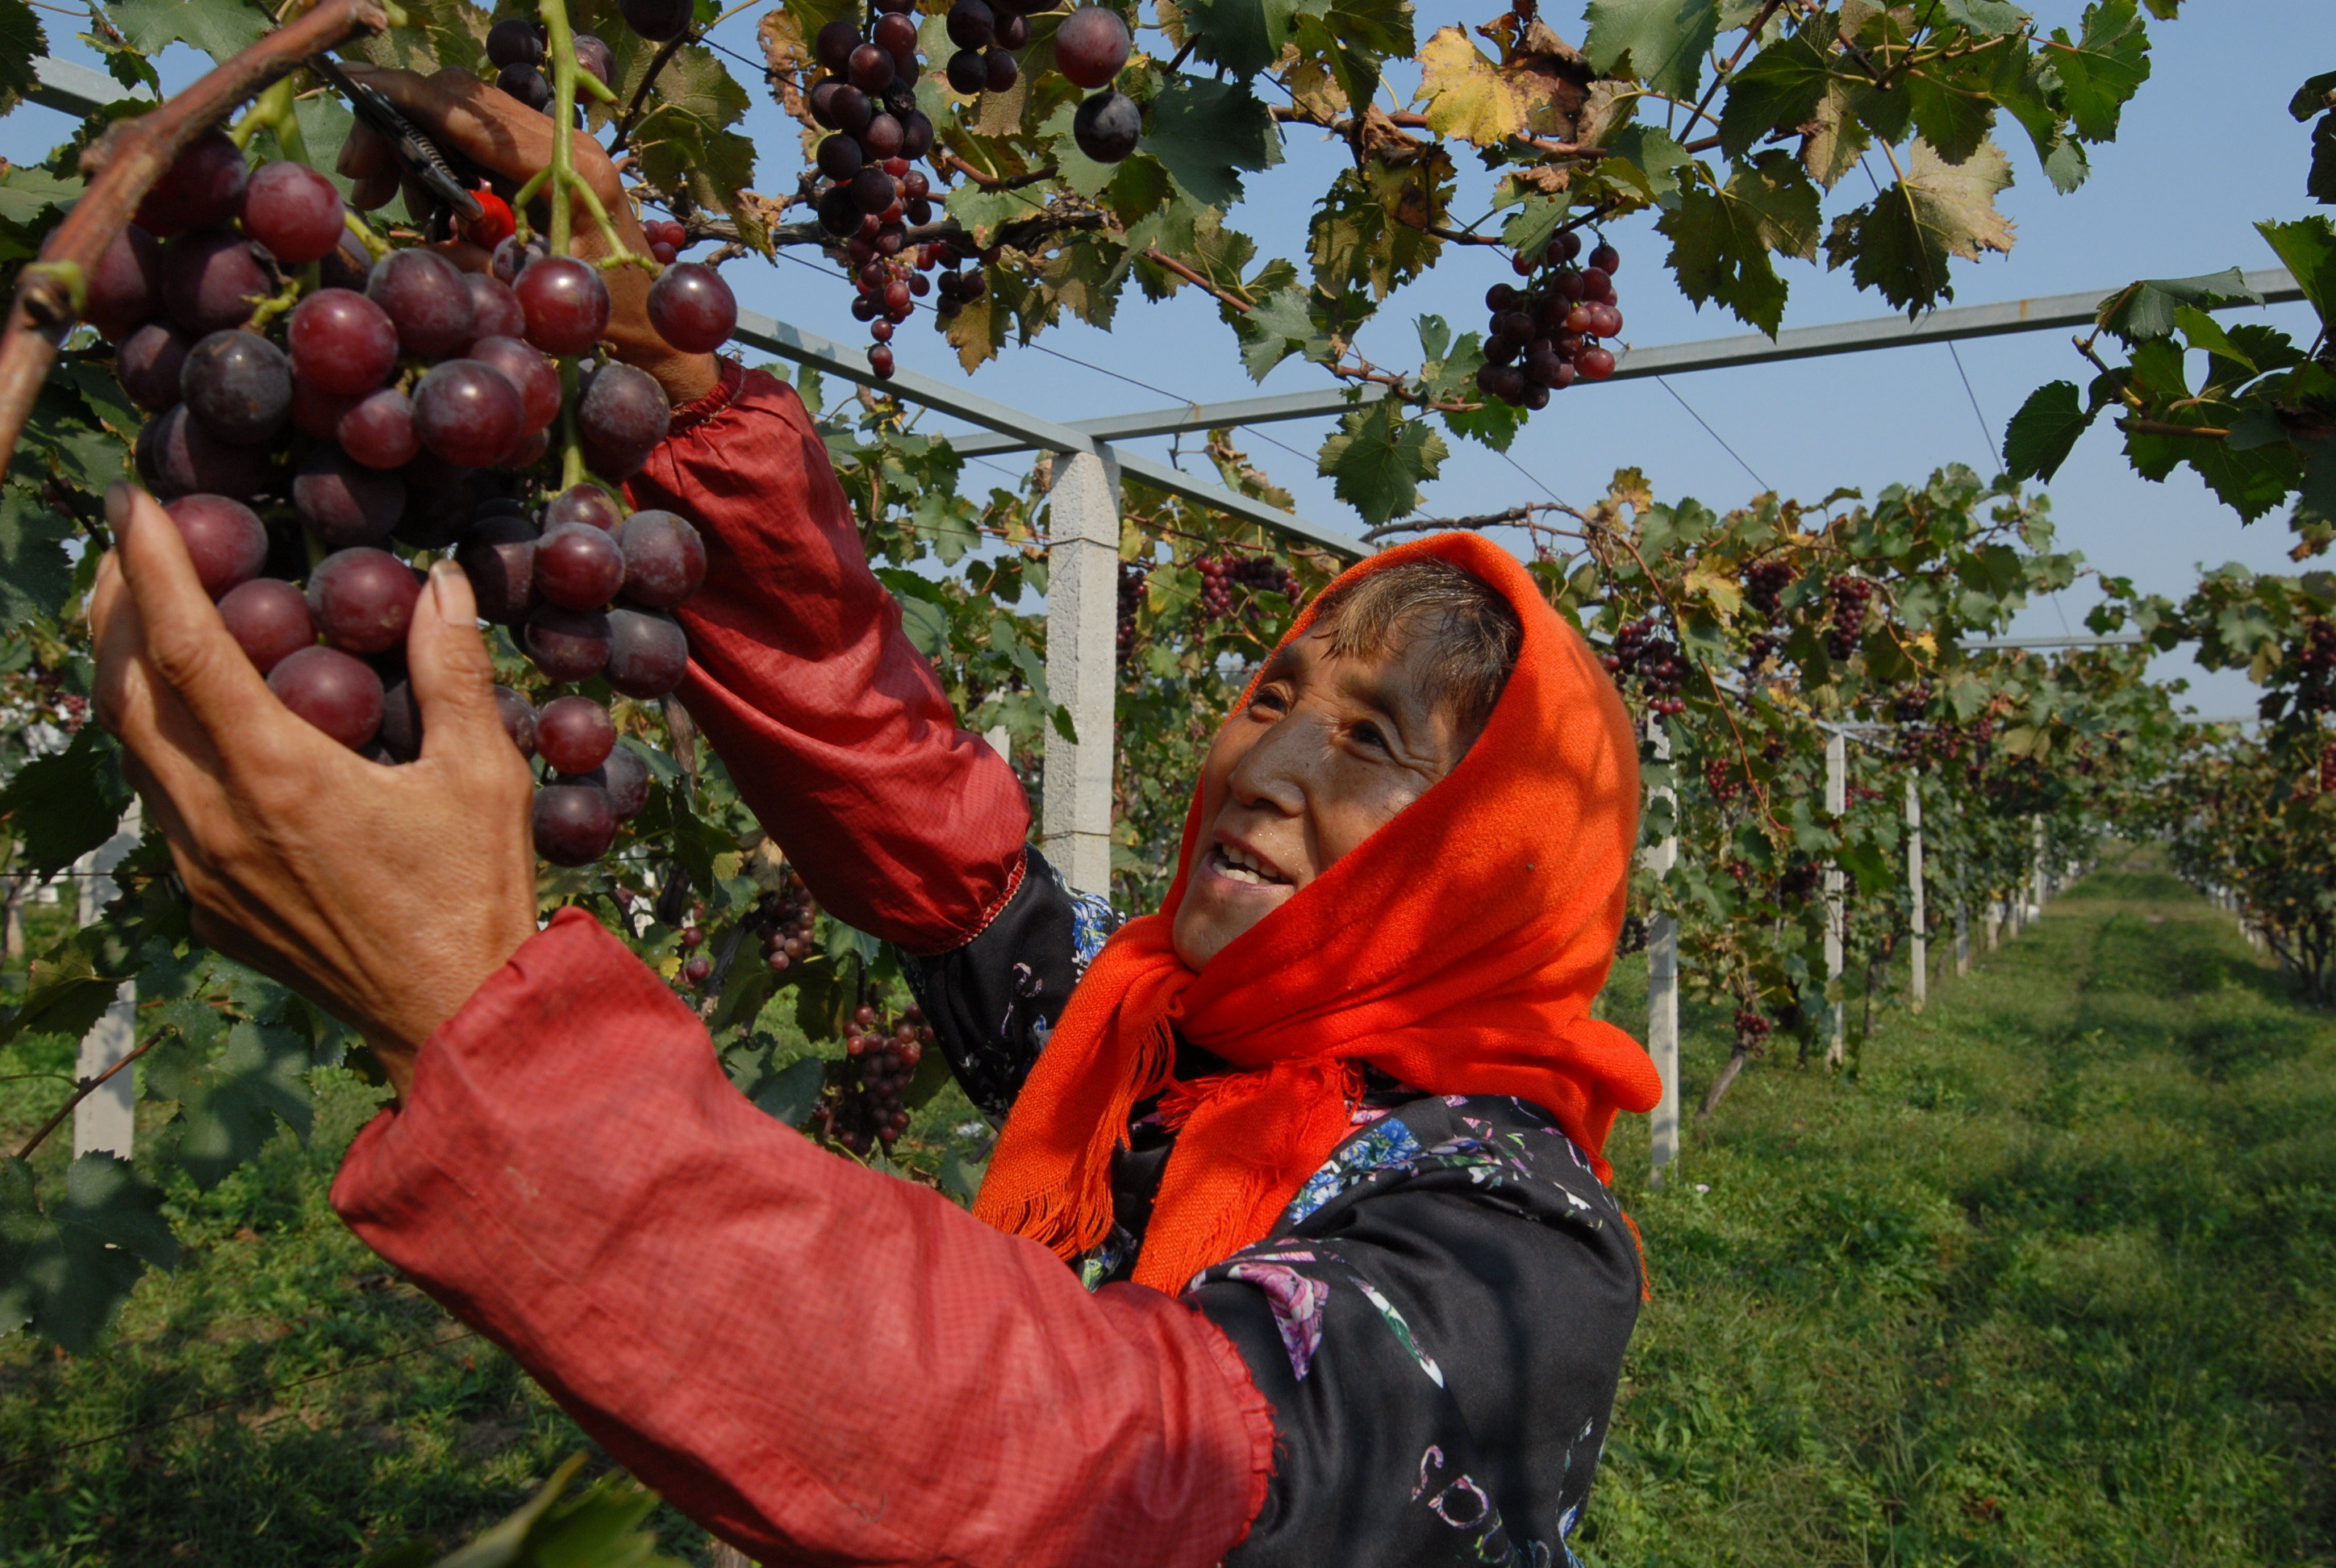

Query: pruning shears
left=307, top=53, right=483, bottom=231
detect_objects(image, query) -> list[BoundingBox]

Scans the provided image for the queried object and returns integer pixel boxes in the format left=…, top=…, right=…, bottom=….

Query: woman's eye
left=1353, top=722, right=1388, bottom=752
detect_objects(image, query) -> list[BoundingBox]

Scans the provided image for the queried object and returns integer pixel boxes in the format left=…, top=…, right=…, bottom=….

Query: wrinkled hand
left=92, top=483, right=540, bottom=1099
left=335, top=60, right=717, bottom=407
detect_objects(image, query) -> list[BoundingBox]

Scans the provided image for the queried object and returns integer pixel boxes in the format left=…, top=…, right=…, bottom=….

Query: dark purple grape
left=817, top=186, right=863, bottom=237
left=269, top=644, right=384, bottom=750
left=411, top=359, right=526, bottom=468
left=993, top=12, right=1028, bottom=48
left=240, top=161, right=345, bottom=265
left=1589, top=241, right=1620, bottom=275
left=1073, top=90, right=1140, bottom=163
left=646, top=263, right=736, bottom=353
left=873, top=10, right=918, bottom=55
left=861, top=113, right=905, bottom=159
left=574, top=34, right=615, bottom=85
left=946, top=0, right=994, bottom=48
left=526, top=604, right=612, bottom=682
left=292, top=447, right=405, bottom=548
left=292, top=379, right=370, bottom=444
left=116, top=321, right=190, bottom=411
left=161, top=231, right=270, bottom=336
left=945, top=48, right=987, bottom=93
left=849, top=42, right=896, bottom=91
left=367, top=248, right=476, bottom=357
left=178, top=329, right=289, bottom=445
left=496, top=685, right=539, bottom=757
left=497, top=62, right=553, bottom=111
left=983, top=48, right=1018, bottom=93
left=817, top=133, right=864, bottom=182
left=134, top=131, right=248, bottom=237
left=87, top=225, right=161, bottom=341
left=1055, top=6, right=1131, bottom=88
left=615, top=510, right=706, bottom=607
left=533, top=783, right=617, bottom=865
left=218, top=577, right=315, bottom=674
left=491, top=232, right=549, bottom=284
left=544, top=483, right=624, bottom=533
left=162, top=494, right=268, bottom=599
left=605, top=605, right=690, bottom=697
left=514, top=255, right=611, bottom=357
left=849, top=167, right=897, bottom=214
left=466, top=334, right=562, bottom=432
left=534, top=523, right=627, bottom=610
left=575, top=361, right=670, bottom=478
left=378, top=678, right=423, bottom=762
left=287, top=287, right=398, bottom=397
left=308, top=546, right=423, bottom=655
left=816, top=19, right=862, bottom=72
left=338, top=387, right=421, bottom=469
left=620, top=0, right=691, bottom=41
left=465, top=273, right=528, bottom=342
left=457, top=514, right=539, bottom=624
left=507, top=427, right=550, bottom=469
left=137, top=404, right=271, bottom=499
left=597, top=744, right=651, bottom=819
left=536, top=694, right=615, bottom=774
left=487, top=16, right=544, bottom=65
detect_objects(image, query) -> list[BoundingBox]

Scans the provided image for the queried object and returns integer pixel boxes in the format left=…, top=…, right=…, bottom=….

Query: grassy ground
left=2, top=847, right=2330, bottom=1565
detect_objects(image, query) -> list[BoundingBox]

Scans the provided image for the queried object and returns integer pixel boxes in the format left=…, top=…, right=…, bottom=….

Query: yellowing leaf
left=1684, top=562, right=1746, bottom=617
left=1416, top=27, right=1527, bottom=146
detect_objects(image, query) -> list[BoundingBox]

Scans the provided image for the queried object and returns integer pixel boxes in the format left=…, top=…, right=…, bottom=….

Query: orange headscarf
left=973, top=532, right=1661, bottom=1292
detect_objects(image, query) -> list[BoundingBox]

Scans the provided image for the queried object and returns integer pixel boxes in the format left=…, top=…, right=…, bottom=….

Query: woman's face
left=1172, top=621, right=1481, bottom=970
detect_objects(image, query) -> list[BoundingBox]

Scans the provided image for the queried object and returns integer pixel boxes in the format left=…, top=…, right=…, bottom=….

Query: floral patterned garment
left=901, top=849, right=1640, bottom=1568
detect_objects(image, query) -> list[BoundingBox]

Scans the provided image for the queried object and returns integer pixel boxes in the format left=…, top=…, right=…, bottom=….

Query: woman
left=90, top=65, right=1662, bottom=1567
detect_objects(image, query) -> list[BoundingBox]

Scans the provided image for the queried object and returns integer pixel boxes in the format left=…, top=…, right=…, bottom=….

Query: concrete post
left=1824, top=732, right=1846, bottom=1069
left=74, top=801, right=142, bottom=1160
left=1906, top=778, right=1925, bottom=1013
left=1643, top=719, right=1678, bottom=1189
left=1955, top=904, right=1970, bottom=976
left=1040, top=450, right=1120, bottom=895
left=2030, top=815, right=2046, bottom=920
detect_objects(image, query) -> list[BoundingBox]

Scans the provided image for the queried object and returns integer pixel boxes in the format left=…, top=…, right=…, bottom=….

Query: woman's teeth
left=1213, top=845, right=1285, bottom=886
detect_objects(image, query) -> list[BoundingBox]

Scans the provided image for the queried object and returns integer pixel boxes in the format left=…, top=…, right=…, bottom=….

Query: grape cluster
left=1730, top=1007, right=1771, bottom=1048
left=1191, top=553, right=1300, bottom=624
left=1472, top=233, right=1624, bottom=411
left=1117, top=558, right=1149, bottom=657
left=1778, top=859, right=1821, bottom=899
left=1600, top=615, right=1685, bottom=716
left=484, top=18, right=615, bottom=119
left=1890, top=682, right=1933, bottom=725
left=1702, top=756, right=1742, bottom=805
left=2320, top=738, right=2336, bottom=794
left=1826, top=574, right=1875, bottom=661
left=749, top=869, right=822, bottom=971
left=811, top=1003, right=936, bottom=1154
left=1739, top=632, right=1781, bottom=678
left=1741, top=559, right=1797, bottom=622
left=2294, top=619, right=2335, bottom=713
left=94, top=126, right=736, bottom=872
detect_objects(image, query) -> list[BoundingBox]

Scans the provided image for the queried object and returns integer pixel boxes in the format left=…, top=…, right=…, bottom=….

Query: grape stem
left=14, top=1030, right=161, bottom=1161
left=0, top=0, right=389, bottom=477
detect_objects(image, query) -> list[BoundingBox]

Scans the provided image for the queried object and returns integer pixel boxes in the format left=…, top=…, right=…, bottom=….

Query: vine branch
left=15, top=1030, right=161, bottom=1162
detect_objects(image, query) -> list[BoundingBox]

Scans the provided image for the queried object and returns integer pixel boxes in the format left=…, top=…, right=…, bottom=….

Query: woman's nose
left=1224, top=707, right=1324, bottom=815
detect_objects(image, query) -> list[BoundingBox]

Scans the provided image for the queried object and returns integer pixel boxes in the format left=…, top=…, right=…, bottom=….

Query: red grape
left=367, top=248, right=477, bottom=358
left=269, top=645, right=384, bottom=750
left=863, top=113, right=904, bottom=159
left=849, top=42, right=895, bottom=90
left=533, top=783, right=617, bottom=865
left=134, top=131, right=248, bottom=237
left=513, top=255, right=611, bottom=357
left=378, top=678, right=424, bottom=761
left=286, top=287, right=398, bottom=397
left=179, top=330, right=290, bottom=446
left=218, top=577, right=315, bottom=674
left=646, top=262, right=736, bottom=353
left=1054, top=6, right=1131, bottom=88
left=307, top=546, right=423, bottom=655
left=600, top=744, right=651, bottom=818
left=162, top=494, right=269, bottom=599
left=137, top=404, right=272, bottom=499
left=457, top=514, right=538, bottom=624
left=487, top=16, right=544, bottom=65
left=161, top=230, right=270, bottom=336
left=574, top=34, right=615, bottom=85
left=575, top=362, right=670, bottom=478
left=874, top=10, right=917, bottom=54
left=544, top=484, right=624, bottom=533
left=116, top=321, right=190, bottom=412
left=947, top=0, right=994, bottom=48
left=87, top=225, right=161, bottom=341
left=983, top=48, right=1018, bottom=92
left=535, top=522, right=627, bottom=609
left=536, top=694, right=616, bottom=774
left=525, top=604, right=612, bottom=682
left=338, top=387, right=422, bottom=469
left=1575, top=344, right=1616, bottom=380
left=649, top=241, right=678, bottom=265
left=411, top=359, right=526, bottom=468
left=465, top=273, right=529, bottom=342
left=868, top=344, right=895, bottom=378
left=466, top=334, right=562, bottom=432
left=605, top=606, right=690, bottom=697
left=496, top=685, right=539, bottom=757
left=240, top=161, right=346, bottom=265
left=1589, top=241, right=1621, bottom=274
left=288, top=372, right=363, bottom=440
left=900, top=110, right=935, bottom=159
left=817, top=19, right=861, bottom=70
left=615, top=511, right=706, bottom=607
left=1073, top=90, right=1140, bottom=163
left=293, top=446, right=405, bottom=548
left=492, top=232, right=549, bottom=284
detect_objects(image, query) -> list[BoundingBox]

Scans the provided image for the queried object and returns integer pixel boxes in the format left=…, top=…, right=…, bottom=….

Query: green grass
left=1589, top=846, right=2336, bottom=1567
left=3, top=848, right=2330, bottom=1565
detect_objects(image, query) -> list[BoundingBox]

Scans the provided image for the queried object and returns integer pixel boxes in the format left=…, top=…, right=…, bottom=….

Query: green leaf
left=1497, top=194, right=1570, bottom=261
left=2046, top=0, right=2150, bottom=143
left=2096, top=267, right=2263, bottom=344
left=163, top=1021, right=313, bottom=1190
left=1941, top=0, right=2030, bottom=31
left=2256, top=217, right=2336, bottom=324
left=0, top=166, right=81, bottom=227
left=2002, top=380, right=2095, bottom=482
left=1657, top=151, right=1820, bottom=336
left=1182, top=0, right=1301, bottom=78
left=2, top=932, right=130, bottom=1049
left=1234, top=286, right=1332, bottom=381
left=1585, top=0, right=1721, bottom=100
left=0, top=725, right=129, bottom=881
left=1145, top=79, right=1280, bottom=209
left=1308, top=156, right=1452, bottom=300
left=751, top=1056, right=826, bottom=1128
left=1600, top=123, right=1692, bottom=203
left=940, top=1150, right=987, bottom=1207
left=0, top=486, right=77, bottom=630
left=106, top=0, right=266, bottom=63
left=1715, top=25, right=1832, bottom=161
left=1317, top=399, right=1447, bottom=527
left=1821, top=137, right=2014, bottom=314
left=2288, top=69, right=2336, bottom=123
left=1902, top=56, right=1995, bottom=166
left=0, top=1153, right=177, bottom=1353
left=0, top=0, right=46, bottom=112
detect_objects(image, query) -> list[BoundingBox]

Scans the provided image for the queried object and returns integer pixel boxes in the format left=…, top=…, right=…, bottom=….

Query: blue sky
left=7, top=2, right=2317, bottom=711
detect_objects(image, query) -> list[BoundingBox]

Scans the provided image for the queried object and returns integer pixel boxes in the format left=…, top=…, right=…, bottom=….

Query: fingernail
left=106, top=482, right=135, bottom=531
left=429, top=559, right=463, bottom=610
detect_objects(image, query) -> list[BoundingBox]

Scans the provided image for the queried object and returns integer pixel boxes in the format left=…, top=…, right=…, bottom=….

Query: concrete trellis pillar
left=74, top=801, right=142, bottom=1160
left=2031, top=815, right=2048, bottom=918
left=1906, top=778, right=1925, bottom=1013
left=1643, top=719, right=1678, bottom=1189
left=1040, top=449, right=1120, bottom=895
left=1955, top=905, right=1970, bottom=976
left=1824, top=732, right=1846, bottom=1069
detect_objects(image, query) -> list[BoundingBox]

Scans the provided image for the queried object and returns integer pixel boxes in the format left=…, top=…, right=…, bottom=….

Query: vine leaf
left=0, top=1153, right=178, bottom=1353
left=1583, top=0, right=1718, bottom=101
left=1823, top=137, right=2014, bottom=314
left=1659, top=151, right=1820, bottom=336
left=1235, top=287, right=1332, bottom=380
left=0, top=0, right=44, bottom=115
left=1317, top=400, right=1447, bottom=526
left=2256, top=217, right=2336, bottom=323
left=1941, top=0, right=2031, bottom=31
left=152, top=1021, right=314, bottom=1191
left=1714, top=23, right=1832, bottom=161
left=2044, top=0, right=2150, bottom=144
left=2095, top=267, right=2261, bottom=344
left=1416, top=26, right=1529, bottom=145
left=336, top=0, right=482, bottom=74
left=751, top=1056, right=826, bottom=1128
left=105, top=0, right=268, bottom=65
left=1180, top=0, right=1303, bottom=80
left=1145, top=78, right=1280, bottom=208
left=0, top=486, right=76, bottom=629
left=0, top=725, right=129, bottom=882
left=2, top=927, right=131, bottom=1048
left=2001, top=379, right=2093, bottom=482
left=1309, top=156, right=1454, bottom=300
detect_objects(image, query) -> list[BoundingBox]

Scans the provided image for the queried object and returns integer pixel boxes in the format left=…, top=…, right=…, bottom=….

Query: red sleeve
left=330, top=910, right=1274, bottom=1567
left=625, top=360, right=1030, bottom=953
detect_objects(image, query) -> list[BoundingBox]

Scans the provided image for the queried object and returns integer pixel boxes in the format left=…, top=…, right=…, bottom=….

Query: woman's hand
left=91, top=483, right=541, bottom=1099
left=335, top=60, right=719, bottom=407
